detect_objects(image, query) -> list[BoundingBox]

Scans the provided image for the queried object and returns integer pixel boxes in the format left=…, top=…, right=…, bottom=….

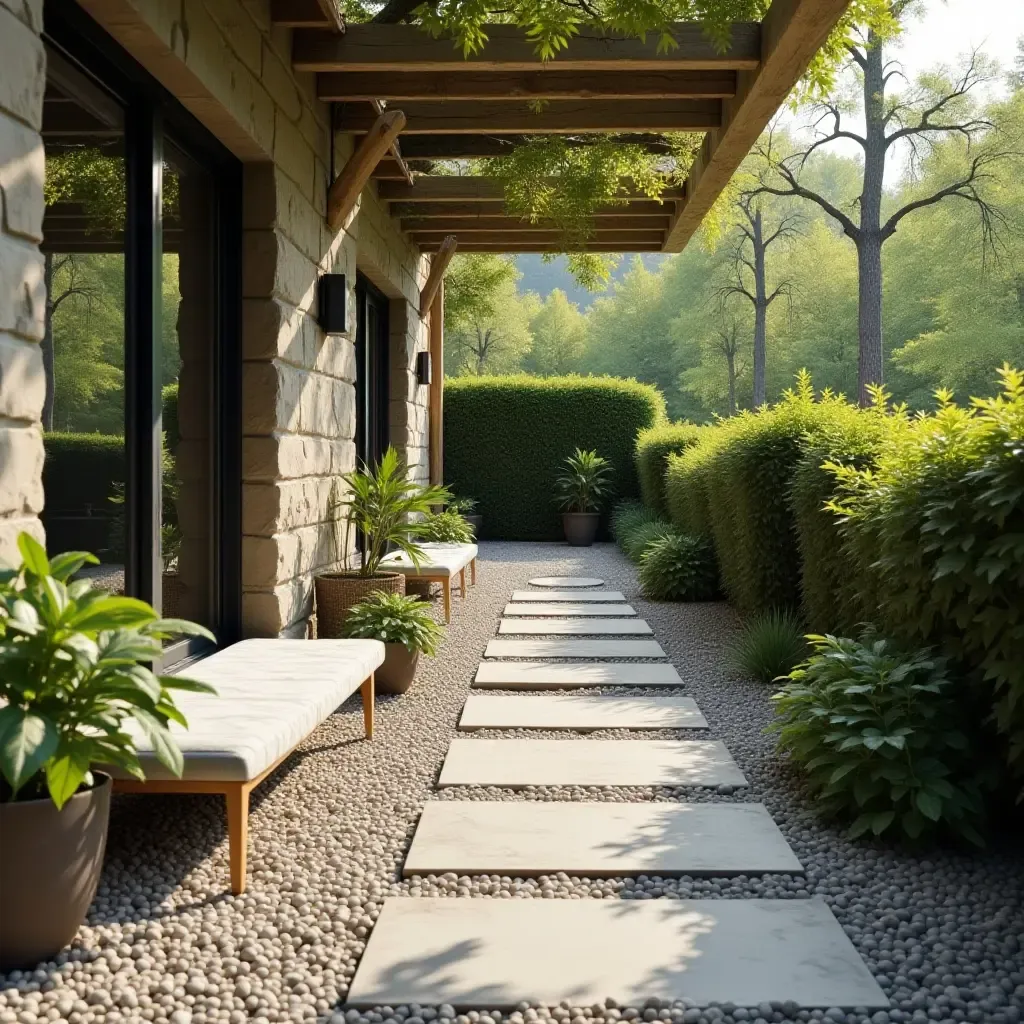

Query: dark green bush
left=622, top=519, right=675, bottom=563
left=827, top=367, right=1024, bottom=790
left=635, top=422, right=703, bottom=515
left=610, top=501, right=659, bottom=548
left=771, top=633, right=987, bottom=844
left=638, top=531, right=719, bottom=601
left=728, top=609, right=808, bottom=683
left=444, top=375, right=665, bottom=540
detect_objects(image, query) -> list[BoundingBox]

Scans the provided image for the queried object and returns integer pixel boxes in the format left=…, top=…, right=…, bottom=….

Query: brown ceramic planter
left=376, top=643, right=421, bottom=694
left=314, top=571, right=405, bottom=638
left=0, top=773, right=111, bottom=971
left=563, top=512, right=599, bottom=547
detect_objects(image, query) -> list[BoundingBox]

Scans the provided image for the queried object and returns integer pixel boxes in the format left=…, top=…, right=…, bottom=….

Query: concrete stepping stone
left=347, top=897, right=888, bottom=1009
left=437, top=738, right=746, bottom=788
left=528, top=576, right=603, bottom=587
left=403, top=801, right=803, bottom=877
left=458, top=693, right=707, bottom=730
left=473, top=661, right=684, bottom=689
left=485, top=639, right=665, bottom=659
left=511, top=590, right=625, bottom=602
left=503, top=602, right=637, bottom=616
left=497, top=618, right=653, bottom=636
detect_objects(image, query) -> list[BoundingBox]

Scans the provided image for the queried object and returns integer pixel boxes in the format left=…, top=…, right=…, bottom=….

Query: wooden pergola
left=273, top=0, right=851, bottom=253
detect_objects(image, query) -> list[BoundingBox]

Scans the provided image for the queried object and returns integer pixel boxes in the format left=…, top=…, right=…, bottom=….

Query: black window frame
left=354, top=274, right=391, bottom=471
left=43, top=0, right=243, bottom=666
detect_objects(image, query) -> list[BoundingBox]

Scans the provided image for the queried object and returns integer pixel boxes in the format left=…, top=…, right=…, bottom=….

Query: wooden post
left=419, top=234, right=457, bottom=316
left=327, top=109, right=406, bottom=230
left=428, top=279, right=444, bottom=487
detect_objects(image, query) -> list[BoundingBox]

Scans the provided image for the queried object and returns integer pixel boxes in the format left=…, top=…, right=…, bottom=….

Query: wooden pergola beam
left=664, top=0, right=852, bottom=251
left=379, top=177, right=684, bottom=202
left=419, top=235, right=458, bottom=316
left=336, top=99, right=720, bottom=135
left=271, top=0, right=343, bottom=32
left=390, top=199, right=678, bottom=218
left=327, top=109, right=406, bottom=230
left=398, top=134, right=674, bottom=159
left=410, top=230, right=665, bottom=244
left=419, top=241, right=661, bottom=252
left=319, top=70, right=737, bottom=102
left=401, top=215, right=672, bottom=232
left=293, top=22, right=761, bottom=73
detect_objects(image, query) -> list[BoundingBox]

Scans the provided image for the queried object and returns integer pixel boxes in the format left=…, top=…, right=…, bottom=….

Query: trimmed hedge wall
left=634, top=422, right=703, bottom=515
left=444, top=375, right=666, bottom=540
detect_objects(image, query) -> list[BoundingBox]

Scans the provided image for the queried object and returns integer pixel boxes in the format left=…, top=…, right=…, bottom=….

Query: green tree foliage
left=523, top=289, right=586, bottom=375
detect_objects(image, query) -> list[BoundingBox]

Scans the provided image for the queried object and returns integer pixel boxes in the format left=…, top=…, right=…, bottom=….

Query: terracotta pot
left=314, top=571, right=405, bottom=638
left=562, top=512, right=600, bottom=547
left=0, top=773, right=111, bottom=971
left=376, top=643, right=421, bottom=694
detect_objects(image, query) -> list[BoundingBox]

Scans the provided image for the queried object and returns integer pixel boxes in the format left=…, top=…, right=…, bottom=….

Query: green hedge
left=634, top=422, right=703, bottom=515
left=444, top=375, right=666, bottom=540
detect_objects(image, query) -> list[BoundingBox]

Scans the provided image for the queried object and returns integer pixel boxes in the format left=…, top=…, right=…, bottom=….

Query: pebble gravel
left=1, top=543, right=1021, bottom=1024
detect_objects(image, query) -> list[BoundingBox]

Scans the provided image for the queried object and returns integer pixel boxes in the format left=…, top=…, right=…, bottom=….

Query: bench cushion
left=380, top=542, right=478, bottom=579
left=113, top=639, right=385, bottom=783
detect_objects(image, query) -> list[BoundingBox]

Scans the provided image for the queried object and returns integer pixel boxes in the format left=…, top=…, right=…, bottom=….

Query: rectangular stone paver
left=510, top=590, right=626, bottom=602
left=403, top=801, right=803, bottom=877
left=473, top=661, right=684, bottom=689
left=484, top=639, right=666, bottom=659
left=503, top=603, right=637, bottom=617
left=437, top=738, right=746, bottom=788
left=458, top=693, right=707, bottom=730
left=347, top=898, right=888, bottom=1009
left=497, top=618, right=653, bottom=636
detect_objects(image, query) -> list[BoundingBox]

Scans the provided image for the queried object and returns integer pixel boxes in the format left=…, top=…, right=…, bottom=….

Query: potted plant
left=314, top=446, right=450, bottom=637
left=420, top=509, right=474, bottom=544
left=341, top=591, right=444, bottom=694
left=555, top=447, right=614, bottom=547
left=447, top=496, right=481, bottom=537
left=0, top=533, right=214, bottom=970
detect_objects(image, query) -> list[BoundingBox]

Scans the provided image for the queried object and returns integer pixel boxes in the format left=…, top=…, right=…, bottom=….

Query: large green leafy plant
left=419, top=510, right=473, bottom=544
left=0, top=534, right=214, bottom=808
left=771, top=633, right=986, bottom=844
left=341, top=592, right=444, bottom=656
left=554, top=447, right=613, bottom=514
left=638, top=531, right=718, bottom=602
left=330, top=446, right=450, bottom=576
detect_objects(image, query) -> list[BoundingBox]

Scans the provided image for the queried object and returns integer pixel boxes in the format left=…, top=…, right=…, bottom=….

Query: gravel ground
left=1, top=542, right=1022, bottom=1024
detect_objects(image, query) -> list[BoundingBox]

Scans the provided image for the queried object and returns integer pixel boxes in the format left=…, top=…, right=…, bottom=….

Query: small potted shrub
left=555, top=447, right=613, bottom=547
left=341, top=591, right=444, bottom=694
left=0, top=533, right=214, bottom=970
left=315, top=447, right=450, bottom=637
left=447, top=497, right=481, bottom=537
left=420, top=509, right=473, bottom=544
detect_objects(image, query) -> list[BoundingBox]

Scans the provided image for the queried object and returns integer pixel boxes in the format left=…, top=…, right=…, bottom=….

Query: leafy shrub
left=611, top=501, right=659, bottom=546
left=728, top=609, right=808, bottom=683
left=419, top=510, right=473, bottom=544
left=638, top=532, right=719, bottom=601
left=554, top=448, right=613, bottom=513
left=444, top=375, right=665, bottom=540
left=827, top=367, right=1024, bottom=788
left=771, top=633, right=986, bottom=844
left=341, top=591, right=444, bottom=655
left=635, top=422, right=704, bottom=515
left=622, top=519, right=676, bottom=563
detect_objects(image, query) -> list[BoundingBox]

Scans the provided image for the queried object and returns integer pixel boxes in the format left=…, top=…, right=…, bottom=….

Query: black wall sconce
left=416, top=351, right=432, bottom=386
left=318, top=273, right=348, bottom=334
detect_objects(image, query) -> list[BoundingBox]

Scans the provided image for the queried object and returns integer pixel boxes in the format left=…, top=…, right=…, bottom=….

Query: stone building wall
left=0, top=0, right=46, bottom=565
left=4, top=0, right=432, bottom=635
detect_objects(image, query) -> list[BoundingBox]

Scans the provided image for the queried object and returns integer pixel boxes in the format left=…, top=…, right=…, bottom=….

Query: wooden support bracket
left=327, top=108, right=406, bottom=230
left=370, top=99, right=413, bottom=185
left=419, top=235, right=457, bottom=316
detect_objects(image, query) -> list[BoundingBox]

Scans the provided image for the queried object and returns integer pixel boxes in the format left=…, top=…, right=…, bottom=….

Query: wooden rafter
left=400, top=215, right=672, bottom=232
left=390, top=199, right=678, bottom=218
left=293, top=22, right=761, bottom=73
left=409, top=230, right=666, bottom=245
left=398, top=134, right=675, bottom=159
left=419, top=236, right=458, bottom=316
left=419, top=241, right=659, bottom=252
left=664, top=0, right=852, bottom=250
left=378, top=177, right=684, bottom=202
left=336, top=99, right=721, bottom=134
left=272, top=0, right=344, bottom=32
left=327, top=109, right=406, bottom=230
left=319, top=70, right=737, bottom=102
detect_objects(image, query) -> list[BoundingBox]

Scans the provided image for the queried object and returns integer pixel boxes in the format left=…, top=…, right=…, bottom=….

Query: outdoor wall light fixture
left=416, top=351, right=432, bottom=386
left=318, top=273, right=348, bottom=334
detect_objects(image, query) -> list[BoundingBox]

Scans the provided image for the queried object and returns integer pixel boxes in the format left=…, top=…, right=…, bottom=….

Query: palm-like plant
left=332, top=446, right=451, bottom=576
left=554, top=448, right=613, bottom=513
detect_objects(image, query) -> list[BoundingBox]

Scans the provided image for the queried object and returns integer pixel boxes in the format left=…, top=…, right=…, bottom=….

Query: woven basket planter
left=314, top=571, right=406, bottom=638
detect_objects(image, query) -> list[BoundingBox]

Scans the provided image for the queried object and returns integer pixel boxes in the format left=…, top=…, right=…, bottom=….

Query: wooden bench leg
left=443, top=580, right=451, bottom=623
left=471, top=558, right=477, bottom=586
left=459, top=566, right=467, bottom=599
left=361, top=672, right=375, bottom=739
left=225, top=784, right=250, bottom=895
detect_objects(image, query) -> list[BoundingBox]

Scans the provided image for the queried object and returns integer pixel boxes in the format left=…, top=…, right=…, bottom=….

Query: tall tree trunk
left=751, top=209, right=767, bottom=407
left=42, top=253, right=56, bottom=431
left=726, top=346, right=737, bottom=416
left=856, top=33, right=887, bottom=407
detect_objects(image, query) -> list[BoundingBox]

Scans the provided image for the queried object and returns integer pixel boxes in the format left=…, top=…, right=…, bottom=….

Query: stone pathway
left=349, top=573, right=890, bottom=1012
left=502, top=602, right=637, bottom=616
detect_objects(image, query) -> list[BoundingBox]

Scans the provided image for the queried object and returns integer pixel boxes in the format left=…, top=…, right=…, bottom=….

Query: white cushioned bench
left=111, top=639, right=384, bottom=893
left=380, top=542, right=478, bottom=622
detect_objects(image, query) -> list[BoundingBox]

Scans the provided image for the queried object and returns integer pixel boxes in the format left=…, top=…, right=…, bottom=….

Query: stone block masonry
left=0, top=0, right=46, bottom=565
